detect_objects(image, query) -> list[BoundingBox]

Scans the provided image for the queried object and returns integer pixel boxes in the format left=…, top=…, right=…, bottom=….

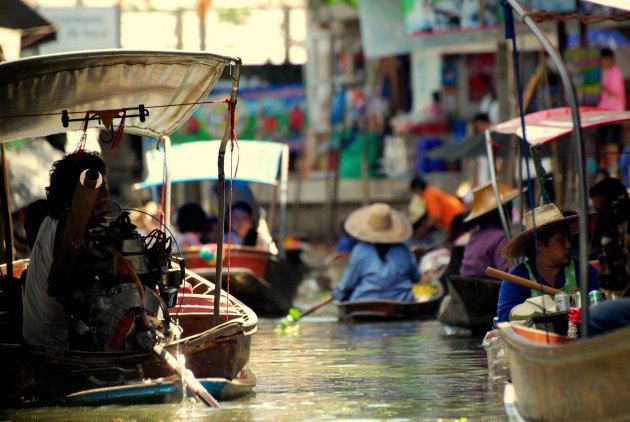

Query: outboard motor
left=65, top=211, right=184, bottom=351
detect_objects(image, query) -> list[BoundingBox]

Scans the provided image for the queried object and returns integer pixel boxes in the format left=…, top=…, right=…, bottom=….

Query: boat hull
left=184, top=245, right=304, bottom=317
left=499, top=322, right=630, bottom=422
left=0, top=268, right=258, bottom=407
left=49, top=369, right=256, bottom=406
left=336, top=293, right=444, bottom=321
left=438, top=275, right=501, bottom=333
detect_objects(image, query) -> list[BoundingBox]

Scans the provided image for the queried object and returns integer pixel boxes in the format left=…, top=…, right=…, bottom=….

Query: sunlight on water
left=1, top=319, right=508, bottom=422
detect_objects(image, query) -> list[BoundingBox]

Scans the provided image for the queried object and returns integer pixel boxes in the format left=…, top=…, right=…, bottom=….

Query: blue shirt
left=332, top=242, right=419, bottom=302
left=496, top=259, right=600, bottom=322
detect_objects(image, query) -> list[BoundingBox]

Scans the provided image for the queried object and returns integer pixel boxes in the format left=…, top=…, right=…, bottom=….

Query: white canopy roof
left=0, top=49, right=234, bottom=142
left=138, top=140, right=287, bottom=188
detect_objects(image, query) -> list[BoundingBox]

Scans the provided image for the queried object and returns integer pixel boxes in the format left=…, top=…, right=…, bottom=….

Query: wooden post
left=0, top=144, right=14, bottom=277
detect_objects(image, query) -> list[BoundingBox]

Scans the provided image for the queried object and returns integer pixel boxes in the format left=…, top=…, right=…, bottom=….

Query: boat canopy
left=0, top=49, right=234, bottom=142
left=491, top=106, right=630, bottom=146
left=137, top=140, right=287, bottom=188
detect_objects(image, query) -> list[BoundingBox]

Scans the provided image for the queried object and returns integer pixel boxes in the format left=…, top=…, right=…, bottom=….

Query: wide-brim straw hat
left=345, top=202, right=412, bottom=244
left=502, top=203, right=578, bottom=259
left=464, top=180, right=520, bottom=223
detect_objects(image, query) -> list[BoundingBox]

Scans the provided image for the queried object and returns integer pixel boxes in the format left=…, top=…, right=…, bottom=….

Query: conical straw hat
left=345, top=202, right=412, bottom=244
left=502, top=203, right=577, bottom=259
left=464, top=180, right=520, bottom=223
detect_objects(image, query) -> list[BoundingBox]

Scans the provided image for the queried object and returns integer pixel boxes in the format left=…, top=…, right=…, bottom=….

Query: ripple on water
left=1, top=319, right=508, bottom=422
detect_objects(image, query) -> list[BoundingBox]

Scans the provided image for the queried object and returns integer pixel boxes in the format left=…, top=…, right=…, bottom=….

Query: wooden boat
left=0, top=50, right=258, bottom=407
left=499, top=322, right=630, bottom=422
left=335, top=283, right=445, bottom=321
left=138, top=140, right=306, bottom=317
left=0, top=263, right=257, bottom=407
left=438, top=275, right=501, bottom=334
left=182, top=244, right=303, bottom=317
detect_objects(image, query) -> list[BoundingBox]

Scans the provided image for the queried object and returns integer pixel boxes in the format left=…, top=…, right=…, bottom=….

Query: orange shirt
left=422, top=186, right=465, bottom=228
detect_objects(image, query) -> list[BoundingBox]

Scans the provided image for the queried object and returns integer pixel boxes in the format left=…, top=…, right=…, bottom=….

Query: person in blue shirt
left=496, top=203, right=600, bottom=322
left=332, top=202, right=419, bottom=302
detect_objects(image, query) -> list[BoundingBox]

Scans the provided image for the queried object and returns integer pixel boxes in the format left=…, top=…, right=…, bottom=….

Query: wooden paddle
left=296, top=295, right=334, bottom=320
left=486, top=266, right=563, bottom=295
left=152, top=343, right=221, bottom=408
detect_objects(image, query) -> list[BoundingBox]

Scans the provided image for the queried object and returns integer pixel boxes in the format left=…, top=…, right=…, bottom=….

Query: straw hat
left=345, top=202, right=412, bottom=244
left=502, top=203, right=577, bottom=259
left=407, top=194, right=427, bottom=225
left=464, top=180, right=520, bottom=223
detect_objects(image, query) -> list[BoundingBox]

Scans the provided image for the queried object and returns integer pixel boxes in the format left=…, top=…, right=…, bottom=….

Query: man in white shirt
left=22, top=151, right=108, bottom=347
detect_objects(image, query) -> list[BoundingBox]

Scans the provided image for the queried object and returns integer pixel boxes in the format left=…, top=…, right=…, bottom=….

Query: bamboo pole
left=214, top=59, right=241, bottom=327
left=486, top=266, right=562, bottom=295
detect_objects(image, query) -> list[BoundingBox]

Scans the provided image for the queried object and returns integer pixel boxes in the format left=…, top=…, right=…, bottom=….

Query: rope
left=225, top=97, right=240, bottom=314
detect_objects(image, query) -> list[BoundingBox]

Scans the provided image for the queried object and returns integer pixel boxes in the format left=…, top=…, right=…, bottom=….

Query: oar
left=486, top=266, right=563, bottom=295
left=152, top=343, right=221, bottom=408
left=293, top=295, right=334, bottom=321
left=277, top=295, right=334, bottom=333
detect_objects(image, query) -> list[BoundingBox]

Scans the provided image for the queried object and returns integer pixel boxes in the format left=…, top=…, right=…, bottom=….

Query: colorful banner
left=400, top=0, right=503, bottom=37
left=565, top=48, right=601, bottom=106
left=170, top=83, right=306, bottom=150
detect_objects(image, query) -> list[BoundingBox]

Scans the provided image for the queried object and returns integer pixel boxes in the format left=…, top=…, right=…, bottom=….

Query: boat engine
left=65, top=211, right=184, bottom=351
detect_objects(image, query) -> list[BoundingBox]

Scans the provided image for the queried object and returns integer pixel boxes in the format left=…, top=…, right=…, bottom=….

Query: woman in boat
left=175, top=202, right=217, bottom=248
left=459, top=180, right=518, bottom=278
left=332, top=202, right=418, bottom=302
left=226, top=201, right=278, bottom=254
left=496, top=203, right=600, bottom=322
left=22, top=151, right=108, bottom=347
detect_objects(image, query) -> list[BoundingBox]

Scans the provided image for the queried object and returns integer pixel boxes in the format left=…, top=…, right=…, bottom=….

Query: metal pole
left=214, top=59, right=241, bottom=327
left=162, top=136, right=172, bottom=234
left=485, top=129, right=511, bottom=240
left=506, top=0, right=590, bottom=336
left=278, top=143, right=289, bottom=258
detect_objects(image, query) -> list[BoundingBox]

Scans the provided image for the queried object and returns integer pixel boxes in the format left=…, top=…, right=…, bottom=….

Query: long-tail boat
left=0, top=49, right=257, bottom=407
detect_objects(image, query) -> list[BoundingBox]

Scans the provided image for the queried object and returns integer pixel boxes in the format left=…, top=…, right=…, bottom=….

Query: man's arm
left=496, top=265, right=530, bottom=322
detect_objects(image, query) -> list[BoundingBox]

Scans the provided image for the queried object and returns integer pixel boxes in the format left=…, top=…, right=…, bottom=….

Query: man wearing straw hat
left=332, top=203, right=419, bottom=302
left=459, top=181, right=518, bottom=278
left=496, top=203, right=600, bottom=322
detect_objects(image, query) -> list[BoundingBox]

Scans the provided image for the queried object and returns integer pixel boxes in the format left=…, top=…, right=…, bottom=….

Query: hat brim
left=502, top=214, right=578, bottom=259
left=463, top=188, right=523, bottom=223
left=345, top=206, right=412, bottom=244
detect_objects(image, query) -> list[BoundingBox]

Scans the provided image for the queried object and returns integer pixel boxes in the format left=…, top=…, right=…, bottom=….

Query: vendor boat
left=500, top=323, right=630, bottom=422
left=480, top=1, right=630, bottom=420
left=137, top=140, right=305, bottom=317
left=438, top=274, right=501, bottom=334
left=335, top=282, right=445, bottom=321
left=0, top=49, right=257, bottom=407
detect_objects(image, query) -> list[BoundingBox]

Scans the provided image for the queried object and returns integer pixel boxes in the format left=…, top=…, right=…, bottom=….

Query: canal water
left=1, top=314, right=508, bottom=422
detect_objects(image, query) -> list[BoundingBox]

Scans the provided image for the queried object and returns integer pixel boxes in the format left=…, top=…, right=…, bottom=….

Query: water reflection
left=1, top=319, right=507, bottom=422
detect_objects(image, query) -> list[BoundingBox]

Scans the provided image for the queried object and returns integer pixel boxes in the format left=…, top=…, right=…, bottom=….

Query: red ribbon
left=568, top=307, right=582, bottom=324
